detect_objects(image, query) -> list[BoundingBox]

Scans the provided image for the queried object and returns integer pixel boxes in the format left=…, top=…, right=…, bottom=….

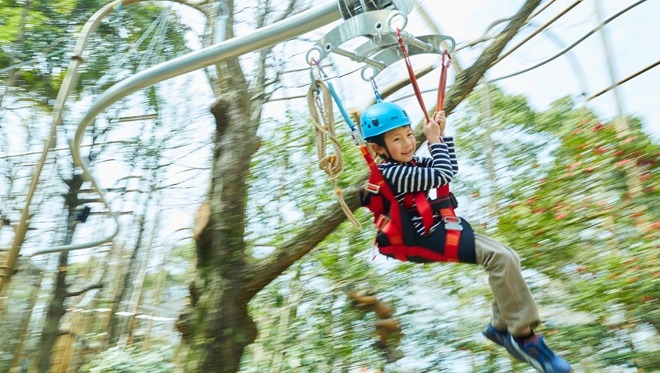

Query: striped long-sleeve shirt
left=378, top=136, right=458, bottom=234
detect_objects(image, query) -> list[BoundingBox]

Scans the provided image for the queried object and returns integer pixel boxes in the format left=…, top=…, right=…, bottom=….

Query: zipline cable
left=390, top=0, right=649, bottom=108
left=587, top=59, right=659, bottom=101
left=489, top=0, right=646, bottom=82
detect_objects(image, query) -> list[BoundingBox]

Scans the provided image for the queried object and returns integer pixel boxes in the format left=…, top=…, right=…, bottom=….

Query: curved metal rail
left=46, top=2, right=343, bottom=254
left=3, top=0, right=433, bottom=291
left=1, top=1, right=343, bottom=292
left=1, top=0, right=148, bottom=293
left=68, top=2, right=342, bottom=255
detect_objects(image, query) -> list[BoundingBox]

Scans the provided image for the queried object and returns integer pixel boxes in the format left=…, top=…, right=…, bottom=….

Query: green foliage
left=0, top=0, right=192, bottom=110
left=79, top=342, right=175, bottom=373
left=242, top=85, right=658, bottom=372
left=0, top=8, right=26, bottom=42
left=488, top=94, right=658, bottom=370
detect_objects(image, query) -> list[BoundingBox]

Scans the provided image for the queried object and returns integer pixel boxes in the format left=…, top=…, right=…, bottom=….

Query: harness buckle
left=442, top=216, right=463, bottom=231
left=364, top=182, right=380, bottom=194
left=449, top=192, right=459, bottom=208
left=375, top=214, right=390, bottom=230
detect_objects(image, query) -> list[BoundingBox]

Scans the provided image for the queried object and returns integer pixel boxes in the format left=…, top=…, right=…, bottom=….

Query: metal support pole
left=593, top=0, right=647, bottom=225
left=0, top=0, right=144, bottom=297
left=1, top=0, right=343, bottom=296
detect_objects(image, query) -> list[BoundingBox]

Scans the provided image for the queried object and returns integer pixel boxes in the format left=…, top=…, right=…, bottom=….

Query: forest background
left=0, top=0, right=658, bottom=372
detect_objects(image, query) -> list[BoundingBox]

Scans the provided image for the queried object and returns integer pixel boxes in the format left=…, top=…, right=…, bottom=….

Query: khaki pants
left=474, top=233, right=540, bottom=336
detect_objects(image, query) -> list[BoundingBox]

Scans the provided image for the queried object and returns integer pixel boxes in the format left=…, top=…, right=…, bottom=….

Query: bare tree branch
left=444, top=0, right=542, bottom=114
left=244, top=187, right=361, bottom=297
left=244, top=0, right=543, bottom=297
left=66, top=282, right=103, bottom=298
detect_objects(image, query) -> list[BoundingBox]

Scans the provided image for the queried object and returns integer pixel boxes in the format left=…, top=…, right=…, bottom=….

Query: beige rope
left=307, top=80, right=361, bottom=230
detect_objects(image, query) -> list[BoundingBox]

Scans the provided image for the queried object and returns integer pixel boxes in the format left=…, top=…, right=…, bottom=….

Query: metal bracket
left=359, top=34, right=455, bottom=80
left=338, top=0, right=414, bottom=20
left=307, top=9, right=455, bottom=81
left=306, top=10, right=404, bottom=65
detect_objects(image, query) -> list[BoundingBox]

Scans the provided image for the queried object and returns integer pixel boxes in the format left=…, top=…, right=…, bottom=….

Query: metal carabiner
left=309, top=59, right=323, bottom=94
left=370, top=79, right=382, bottom=103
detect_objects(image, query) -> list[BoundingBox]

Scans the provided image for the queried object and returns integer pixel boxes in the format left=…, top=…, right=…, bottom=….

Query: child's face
left=374, top=125, right=417, bottom=163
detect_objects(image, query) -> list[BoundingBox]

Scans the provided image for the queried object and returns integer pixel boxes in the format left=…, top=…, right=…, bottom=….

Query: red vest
left=359, top=146, right=475, bottom=264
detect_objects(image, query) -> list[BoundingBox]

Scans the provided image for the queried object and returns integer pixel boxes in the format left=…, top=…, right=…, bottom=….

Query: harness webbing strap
left=436, top=51, right=451, bottom=111
left=395, top=29, right=452, bottom=115
left=394, top=33, right=462, bottom=261
left=379, top=245, right=452, bottom=263
left=413, top=192, right=434, bottom=235
left=403, top=193, right=413, bottom=209
left=444, top=230, right=460, bottom=261
left=396, top=28, right=429, bottom=122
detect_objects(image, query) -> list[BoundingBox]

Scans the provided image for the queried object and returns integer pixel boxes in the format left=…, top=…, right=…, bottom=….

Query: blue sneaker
left=508, top=334, right=573, bottom=372
left=482, top=324, right=525, bottom=362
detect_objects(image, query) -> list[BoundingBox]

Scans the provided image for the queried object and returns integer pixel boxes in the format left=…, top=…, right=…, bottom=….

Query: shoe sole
left=507, top=335, right=574, bottom=373
left=482, top=328, right=526, bottom=362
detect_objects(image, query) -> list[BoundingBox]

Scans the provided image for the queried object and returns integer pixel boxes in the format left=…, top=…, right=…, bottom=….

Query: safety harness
left=359, top=143, right=475, bottom=263
left=356, top=32, right=474, bottom=263
left=308, top=34, right=475, bottom=264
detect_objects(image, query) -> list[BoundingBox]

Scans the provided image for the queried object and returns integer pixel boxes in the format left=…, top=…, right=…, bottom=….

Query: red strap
left=403, top=193, right=414, bottom=209
left=438, top=205, right=460, bottom=261
left=380, top=244, right=450, bottom=263
left=436, top=51, right=451, bottom=111
left=413, top=192, right=434, bottom=235
left=396, top=28, right=429, bottom=123
left=436, top=184, right=450, bottom=198
left=396, top=30, right=452, bottom=120
left=444, top=230, right=460, bottom=262
left=361, top=146, right=396, bottom=202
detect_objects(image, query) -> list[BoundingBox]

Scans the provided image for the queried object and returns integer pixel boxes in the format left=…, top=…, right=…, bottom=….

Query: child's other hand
left=424, top=111, right=445, bottom=143
left=433, top=111, right=446, bottom=136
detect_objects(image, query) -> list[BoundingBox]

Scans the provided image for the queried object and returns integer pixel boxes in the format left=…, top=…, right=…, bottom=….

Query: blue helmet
left=360, top=102, right=411, bottom=141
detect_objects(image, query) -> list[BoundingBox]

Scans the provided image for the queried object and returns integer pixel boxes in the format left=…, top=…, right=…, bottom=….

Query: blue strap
left=326, top=81, right=356, bottom=132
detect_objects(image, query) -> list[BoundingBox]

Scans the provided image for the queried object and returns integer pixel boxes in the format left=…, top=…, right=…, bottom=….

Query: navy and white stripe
left=378, top=136, right=458, bottom=234
left=443, top=137, right=459, bottom=174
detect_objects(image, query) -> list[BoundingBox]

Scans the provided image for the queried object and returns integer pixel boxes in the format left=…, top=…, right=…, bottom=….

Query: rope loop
left=307, top=78, right=362, bottom=230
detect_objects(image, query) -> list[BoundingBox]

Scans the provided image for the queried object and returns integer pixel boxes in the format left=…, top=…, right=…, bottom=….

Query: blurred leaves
left=241, top=85, right=658, bottom=371
left=1, top=2, right=657, bottom=370
left=0, top=0, right=191, bottom=109
left=80, top=342, right=175, bottom=373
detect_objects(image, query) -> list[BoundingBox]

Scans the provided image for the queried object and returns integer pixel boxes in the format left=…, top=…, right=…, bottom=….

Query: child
left=359, top=101, right=573, bottom=373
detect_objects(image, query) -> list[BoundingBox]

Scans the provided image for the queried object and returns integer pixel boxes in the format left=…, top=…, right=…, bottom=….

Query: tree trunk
left=180, top=89, right=259, bottom=371
left=36, top=174, right=84, bottom=372
left=37, top=251, right=70, bottom=373
left=177, top=1, right=542, bottom=371
left=7, top=270, right=44, bottom=372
